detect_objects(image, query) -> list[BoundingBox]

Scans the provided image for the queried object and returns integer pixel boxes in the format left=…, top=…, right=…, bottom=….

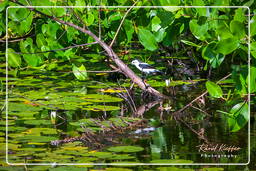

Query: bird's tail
left=155, top=70, right=164, bottom=75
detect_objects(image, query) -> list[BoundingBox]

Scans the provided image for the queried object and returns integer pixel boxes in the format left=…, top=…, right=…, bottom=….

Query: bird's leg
left=141, top=72, right=149, bottom=89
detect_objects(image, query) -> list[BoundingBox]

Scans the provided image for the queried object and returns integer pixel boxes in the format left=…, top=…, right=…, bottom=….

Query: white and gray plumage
left=131, top=59, right=163, bottom=75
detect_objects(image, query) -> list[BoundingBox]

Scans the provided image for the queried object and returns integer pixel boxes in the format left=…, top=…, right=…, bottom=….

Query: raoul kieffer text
left=196, top=143, right=241, bottom=153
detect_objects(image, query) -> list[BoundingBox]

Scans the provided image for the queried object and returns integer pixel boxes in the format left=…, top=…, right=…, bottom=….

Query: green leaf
left=7, top=48, right=21, bottom=68
left=107, top=146, right=144, bottom=153
left=181, top=40, right=201, bottom=48
left=234, top=8, right=246, bottom=23
left=81, top=94, right=123, bottom=102
left=138, top=28, right=158, bottom=51
left=205, top=81, right=223, bottom=98
left=42, top=22, right=60, bottom=39
left=216, top=38, right=240, bottom=55
left=82, top=13, right=94, bottom=26
left=202, top=42, right=225, bottom=68
left=250, top=15, right=256, bottom=36
left=72, top=64, right=88, bottom=80
left=8, top=10, right=33, bottom=36
left=66, top=27, right=79, bottom=42
left=189, top=19, right=209, bottom=40
left=228, top=102, right=248, bottom=132
left=83, top=105, right=120, bottom=111
left=157, top=10, right=175, bottom=28
left=75, top=0, right=85, bottom=12
left=151, top=16, right=161, bottom=32
left=8, top=8, right=30, bottom=22
left=20, top=38, right=42, bottom=66
left=52, top=8, right=66, bottom=17
left=243, top=0, right=254, bottom=7
left=154, top=28, right=166, bottom=42
left=159, top=0, right=180, bottom=12
left=249, top=66, right=256, bottom=93
left=36, top=33, right=49, bottom=58
left=230, top=20, right=245, bottom=39
left=192, top=0, right=207, bottom=16
left=123, top=20, right=134, bottom=43
left=251, top=42, right=256, bottom=59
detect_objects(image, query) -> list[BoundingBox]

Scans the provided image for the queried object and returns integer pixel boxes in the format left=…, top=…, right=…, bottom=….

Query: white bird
left=131, top=59, right=170, bottom=86
left=131, top=59, right=163, bottom=75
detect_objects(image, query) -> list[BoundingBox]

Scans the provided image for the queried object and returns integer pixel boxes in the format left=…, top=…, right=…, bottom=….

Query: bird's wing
left=139, top=63, right=155, bottom=69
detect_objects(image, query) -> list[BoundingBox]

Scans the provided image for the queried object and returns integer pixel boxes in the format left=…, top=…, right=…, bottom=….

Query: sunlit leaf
left=216, top=38, right=240, bottom=55
left=205, top=81, right=223, bottom=98
left=72, top=64, right=88, bottom=81
left=189, top=19, right=209, bottom=40
left=7, top=48, right=21, bottom=68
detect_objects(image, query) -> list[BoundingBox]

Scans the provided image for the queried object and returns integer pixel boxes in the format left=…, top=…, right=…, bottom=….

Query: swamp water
left=0, top=63, right=249, bottom=165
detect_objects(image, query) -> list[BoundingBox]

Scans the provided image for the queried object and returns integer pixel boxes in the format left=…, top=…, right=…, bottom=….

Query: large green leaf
left=216, top=38, right=240, bottom=55
left=228, top=102, right=248, bottom=132
left=216, top=15, right=233, bottom=40
left=138, top=28, right=158, bottom=51
left=205, top=81, right=223, bottom=98
left=7, top=48, right=21, bottom=68
left=123, top=20, right=134, bottom=43
left=230, top=20, right=245, bottom=39
left=189, top=19, right=209, bottom=40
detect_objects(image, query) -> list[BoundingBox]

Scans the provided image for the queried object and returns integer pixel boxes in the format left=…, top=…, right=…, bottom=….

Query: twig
left=0, top=33, right=35, bottom=43
left=191, top=105, right=211, bottom=116
left=174, top=73, right=232, bottom=114
left=109, top=0, right=138, bottom=47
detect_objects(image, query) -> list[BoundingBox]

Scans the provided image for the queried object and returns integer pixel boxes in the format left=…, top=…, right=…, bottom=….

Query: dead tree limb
left=10, top=0, right=169, bottom=99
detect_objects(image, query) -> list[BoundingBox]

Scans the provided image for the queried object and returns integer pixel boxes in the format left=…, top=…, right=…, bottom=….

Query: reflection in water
left=4, top=70, right=249, bottom=164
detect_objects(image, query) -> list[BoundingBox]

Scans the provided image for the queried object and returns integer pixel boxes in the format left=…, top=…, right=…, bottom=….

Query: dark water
left=1, top=68, right=249, bottom=165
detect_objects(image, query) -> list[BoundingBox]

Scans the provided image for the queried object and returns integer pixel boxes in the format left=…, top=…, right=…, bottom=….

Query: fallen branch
left=10, top=0, right=168, bottom=99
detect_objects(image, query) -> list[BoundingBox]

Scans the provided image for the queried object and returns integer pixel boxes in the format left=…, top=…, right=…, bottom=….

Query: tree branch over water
left=10, top=0, right=169, bottom=99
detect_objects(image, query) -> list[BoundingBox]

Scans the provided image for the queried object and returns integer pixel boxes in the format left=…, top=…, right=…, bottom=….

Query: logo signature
left=196, top=143, right=241, bottom=153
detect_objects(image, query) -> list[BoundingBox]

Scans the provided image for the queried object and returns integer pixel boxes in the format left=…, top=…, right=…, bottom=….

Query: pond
left=0, top=60, right=249, bottom=165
